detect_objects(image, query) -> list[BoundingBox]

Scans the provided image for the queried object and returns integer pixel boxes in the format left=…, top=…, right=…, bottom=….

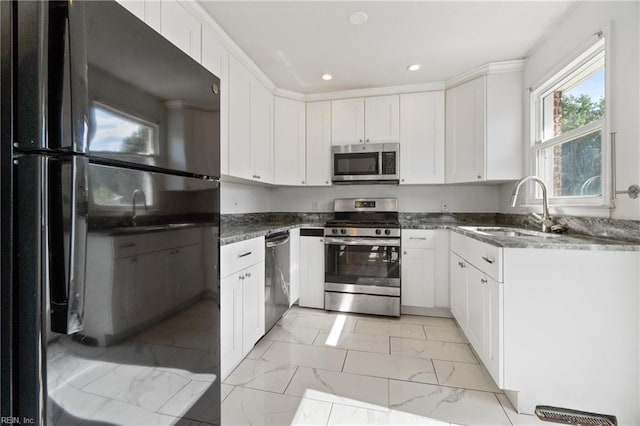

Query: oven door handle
left=324, top=237, right=400, bottom=247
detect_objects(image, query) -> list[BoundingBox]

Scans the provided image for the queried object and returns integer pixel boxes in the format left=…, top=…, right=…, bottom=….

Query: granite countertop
left=220, top=222, right=325, bottom=245
left=221, top=213, right=640, bottom=251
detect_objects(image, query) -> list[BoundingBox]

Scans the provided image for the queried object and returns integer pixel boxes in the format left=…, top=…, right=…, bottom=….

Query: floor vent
left=535, top=405, right=617, bottom=426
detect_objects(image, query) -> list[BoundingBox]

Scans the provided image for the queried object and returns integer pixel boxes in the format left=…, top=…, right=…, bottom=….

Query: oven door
left=324, top=236, right=400, bottom=296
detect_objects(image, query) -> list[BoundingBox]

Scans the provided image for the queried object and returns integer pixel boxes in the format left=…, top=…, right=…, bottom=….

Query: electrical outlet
left=441, top=201, right=449, bottom=212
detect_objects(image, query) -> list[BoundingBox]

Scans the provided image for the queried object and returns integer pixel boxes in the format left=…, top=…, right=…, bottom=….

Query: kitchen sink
left=461, top=226, right=562, bottom=238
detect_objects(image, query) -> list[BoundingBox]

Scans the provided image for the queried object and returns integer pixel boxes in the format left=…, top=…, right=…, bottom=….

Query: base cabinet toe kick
left=450, top=231, right=640, bottom=424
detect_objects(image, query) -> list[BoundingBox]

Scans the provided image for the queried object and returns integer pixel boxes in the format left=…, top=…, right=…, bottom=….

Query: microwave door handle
left=48, top=156, right=88, bottom=334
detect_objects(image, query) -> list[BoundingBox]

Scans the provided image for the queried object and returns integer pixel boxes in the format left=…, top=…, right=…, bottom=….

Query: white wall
left=220, top=180, right=273, bottom=213
left=499, top=1, right=640, bottom=220
left=271, top=184, right=500, bottom=213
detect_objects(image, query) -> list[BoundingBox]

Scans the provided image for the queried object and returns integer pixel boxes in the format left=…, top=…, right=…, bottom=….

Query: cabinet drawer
left=401, top=229, right=434, bottom=249
left=113, top=228, right=202, bottom=259
left=221, top=236, right=265, bottom=278
left=450, top=232, right=502, bottom=282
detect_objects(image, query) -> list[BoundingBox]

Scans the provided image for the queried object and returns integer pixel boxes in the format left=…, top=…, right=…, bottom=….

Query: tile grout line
left=495, top=393, right=516, bottom=426
left=281, top=365, right=299, bottom=395
left=325, top=403, right=335, bottom=426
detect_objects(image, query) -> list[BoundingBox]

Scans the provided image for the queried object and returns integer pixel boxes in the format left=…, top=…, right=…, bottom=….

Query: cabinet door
left=169, top=244, right=203, bottom=305
left=484, top=277, right=503, bottom=387
left=135, top=251, right=170, bottom=324
left=289, top=228, right=300, bottom=307
left=250, top=80, right=274, bottom=183
left=112, top=256, right=138, bottom=334
left=399, top=92, right=445, bottom=184
left=228, top=57, right=252, bottom=180
left=306, top=101, right=332, bottom=186
left=274, top=97, right=306, bottom=185
left=160, top=1, right=202, bottom=62
left=466, top=265, right=485, bottom=355
left=242, top=261, right=265, bottom=356
left=221, top=274, right=243, bottom=380
left=401, top=247, right=435, bottom=309
left=331, top=98, right=365, bottom=145
left=299, top=236, right=325, bottom=309
left=365, top=95, right=399, bottom=143
left=450, top=253, right=468, bottom=326
left=445, top=77, right=486, bottom=183
left=115, top=1, right=160, bottom=31
left=201, top=28, right=229, bottom=175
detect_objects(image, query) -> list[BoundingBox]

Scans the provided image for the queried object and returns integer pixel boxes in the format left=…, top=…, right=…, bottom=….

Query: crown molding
left=304, top=81, right=447, bottom=102
left=184, top=1, right=276, bottom=92
left=446, top=59, right=526, bottom=88
left=273, top=88, right=306, bottom=102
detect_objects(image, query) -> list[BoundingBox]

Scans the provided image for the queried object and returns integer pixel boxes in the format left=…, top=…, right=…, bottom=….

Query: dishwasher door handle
left=266, top=235, right=290, bottom=248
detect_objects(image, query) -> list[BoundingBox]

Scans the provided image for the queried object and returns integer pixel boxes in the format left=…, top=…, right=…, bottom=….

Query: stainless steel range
left=324, top=198, right=401, bottom=317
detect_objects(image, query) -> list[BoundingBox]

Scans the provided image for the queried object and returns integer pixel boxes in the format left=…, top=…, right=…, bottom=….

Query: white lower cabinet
left=220, top=237, right=265, bottom=380
left=298, top=230, right=325, bottom=309
left=401, top=230, right=449, bottom=314
left=289, top=228, right=300, bottom=307
left=450, top=234, right=503, bottom=388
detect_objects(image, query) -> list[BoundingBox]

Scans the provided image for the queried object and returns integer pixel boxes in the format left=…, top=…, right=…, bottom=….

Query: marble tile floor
left=222, top=306, right=546, bottom=426
left=47, top=299, right=220, bottom=426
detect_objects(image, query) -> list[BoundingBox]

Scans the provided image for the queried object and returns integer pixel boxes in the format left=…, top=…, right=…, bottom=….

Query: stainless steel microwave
left=331, top=143, right=399, bottom=183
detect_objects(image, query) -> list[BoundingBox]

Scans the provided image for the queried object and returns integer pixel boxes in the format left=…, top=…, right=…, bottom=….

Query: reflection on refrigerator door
left=47, top=165, right=220, bottom=425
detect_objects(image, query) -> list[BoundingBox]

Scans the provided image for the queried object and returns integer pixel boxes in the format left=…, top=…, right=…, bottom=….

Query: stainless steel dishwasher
left=265, top=230, right=290, bottom=332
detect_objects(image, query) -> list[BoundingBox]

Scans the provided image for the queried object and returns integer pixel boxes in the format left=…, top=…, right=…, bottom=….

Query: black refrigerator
left=1, top=1, right=221, bottom=424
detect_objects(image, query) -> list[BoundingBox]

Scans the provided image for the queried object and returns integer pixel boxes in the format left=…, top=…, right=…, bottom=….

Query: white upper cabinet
left=399, top=92, right=445, bottom=184
left=331, top=98, right=365, bottom=145
left=228, top=56, right=252, bottom=180
left=115, top=1, right=161, bottom=31
left=201, top=27, right=229, bottom=175
left=365, top=95, right=400, bottom=143
left=445, top=70, right=522, bottom=183
left=305, top=101, right=332, bottom=186
left=228, top=56, right=274, bottom=183
left=160, top=1, right=202, bottom=62
left=331, top=96, right=399, bottom=146
left=274, top=97, right=306, bottom=185
left=250, top=80, right=274, bottom=183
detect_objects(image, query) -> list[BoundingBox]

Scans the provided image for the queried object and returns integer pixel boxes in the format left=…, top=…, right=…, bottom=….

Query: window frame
left=89, top=101, right=159, bottom=210
left=528, top=35, right=611, bottom=208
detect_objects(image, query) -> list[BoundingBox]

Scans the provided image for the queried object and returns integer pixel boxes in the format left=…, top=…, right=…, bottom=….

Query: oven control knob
left=332, top=228, right=338, bottom=234
left=375, top=229, right=382, bottom=235
left=340, top=229, right=347, bottom=235
left=384, top=229, right=391, bottom=235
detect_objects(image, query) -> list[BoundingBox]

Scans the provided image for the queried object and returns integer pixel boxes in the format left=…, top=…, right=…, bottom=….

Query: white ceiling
left=199, top=1, right=576, bottom=94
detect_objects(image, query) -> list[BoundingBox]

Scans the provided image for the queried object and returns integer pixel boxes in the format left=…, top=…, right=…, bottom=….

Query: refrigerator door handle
left=47, top=1, right=89, bottom=153
left=48, top=156, right=88, bottom=334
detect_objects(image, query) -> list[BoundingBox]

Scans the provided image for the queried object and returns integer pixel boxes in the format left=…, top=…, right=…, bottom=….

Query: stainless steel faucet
left=131, top=189, right=148, bottom=225
left=510, top=176, right=554, bottom=233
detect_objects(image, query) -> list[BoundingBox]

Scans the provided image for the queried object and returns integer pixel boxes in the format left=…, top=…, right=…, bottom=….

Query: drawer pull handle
left=119, top=243, right=136, bottom=248
left=238, top=251, right=252, bottom=258
left=409, top=237, right=427, bottom=240
left=482, top=256, right=495, bottom=264
left=458, top=261, right=466, bottom=268
left=481, top=278, right=488, bottom=284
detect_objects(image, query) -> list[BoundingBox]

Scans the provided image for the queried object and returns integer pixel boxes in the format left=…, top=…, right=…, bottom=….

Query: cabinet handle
left=481, top=278, right=488, bottom=284
left=366, top=138, right=370, bottom=143
left=256, top=175, right=261, bottom=179
left=403, top=251, right=407, bottom=255
left=482, top=256, right=495, bottom=264
left=238, top=251, right=252, bottom=258
left=119, top=243, right=136, bottom=248
left=458, top=261, right=466, bottom=268
left=245, top=272, right=251, bottom=278
left=325, top=181, right=329, bottom=184
left=409, top=237, right=427, bottom=240
left=401, top=179, right=405, bottom=182
left=301, top=180, right=305, bottom=184
left=359, top=139, right=363, bottom=143
left=477, top=175, right=482, bottom=180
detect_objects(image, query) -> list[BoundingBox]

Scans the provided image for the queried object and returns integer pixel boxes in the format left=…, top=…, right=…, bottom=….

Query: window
left=89, top=103, right=158, bottom=208
left=531, top=38, right=606, bottom=204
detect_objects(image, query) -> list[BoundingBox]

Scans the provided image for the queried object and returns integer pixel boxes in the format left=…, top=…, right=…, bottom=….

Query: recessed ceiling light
left=322, top=74, right=333, bottom=81
left=407, top=64, right=421, bottom=72
left=349, top=11, right=368, bottom=25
